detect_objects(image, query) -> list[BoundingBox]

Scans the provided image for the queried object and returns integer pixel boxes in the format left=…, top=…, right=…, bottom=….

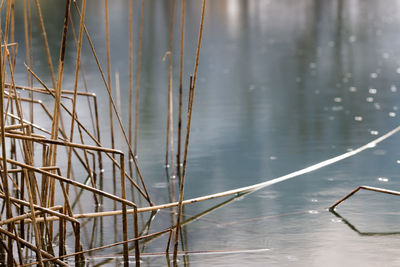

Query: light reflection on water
left=11, top=0, right=400, bottom=266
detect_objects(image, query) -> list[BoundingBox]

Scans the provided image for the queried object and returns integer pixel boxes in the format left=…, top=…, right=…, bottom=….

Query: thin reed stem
left=67, top=0, right=84, bottom=178
left=129, top=0, right=134, bottom=149
left=134, top=0, right=144, bottom=157
left=128, top=0, right=135, bottom=192
left=33, top=0, right=56, bottom=88
left=23, top=170, right=44, bottom=267
left=174, top=0, right=207, bottom=261
left=177, top=0, right=185, bottom=173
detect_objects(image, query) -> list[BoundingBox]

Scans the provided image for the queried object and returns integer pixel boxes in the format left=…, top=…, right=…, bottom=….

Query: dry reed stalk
left=173, top=76, right=194, bottom=261
left=20, top=168, right=63, bottom=257
left=0, top=206, right=62, bottom=226
left=66, top=0, right=100, bottom=210
left=33, top=0, right=56, bottom=88
left=174, top=0, right=207, bottom=260
left=6, top=45, right=18, bottom=178
left=1, top=123, right=27, bottom=131
left=24, top=0, right=35, bottom=125
left=9, top=0, right=16, bottom=69
left=5, top=48, right=36, bottom=165
left=134, top=0, right=144, bottom=157
left=1, top=1, right=18, bottom=97
left=179, top=206, right=189, bottom=265
left=9, top=83, right=97, bottom=97
left=11, top=1, right=15, bottom=46
left=45, top=1, right=72, bottom=244
left=0, top=42, right=16, bottom=48
left=59, top=206, right=66, bottom=257
left=6, top=76, right=38, bottom=235
left=166, top=228, right=173, bottom=254
left=6, top=131, right=119, bottom=164
left=23, top=169, right=44, bottom=266
left=51, top=167, right=84, bottom=262
left=0, top=192, right=79, bottom=224
left=3, top=0, right=12, bottom=45
left=128, top=0, right=134, bottom=181
left=6, top=113, right=49, bottom=135
left=330, top=186, right=400, bottom=210
left=119, top=154, right=132, bottom=266
left=2, top=155, right=136, bottom=207
left=92, top=94, right=104, bottom=192
left=22, top=0, right=33, bottom=124
left=67, top=0, right=84, bottom=180
left=115, top=70, right=121, bottom=142
left=104, top=0, right=118, bottom=216
left=177, top=0, right=185, bottom=172
left=40, top=144, right=49, bottom=214
left=105, top=0, right=115, bottom=153
left=67, top=15, right=97, bottom=141
left=134, top=206, right=140, bottom=267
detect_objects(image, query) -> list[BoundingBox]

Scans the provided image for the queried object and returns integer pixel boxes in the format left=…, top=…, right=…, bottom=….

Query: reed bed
left=1, top=1, right=400, bottom=266
left=0, top=0, right=209, bottom=266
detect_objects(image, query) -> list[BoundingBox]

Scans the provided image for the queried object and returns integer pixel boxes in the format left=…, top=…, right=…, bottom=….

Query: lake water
left=10, top=0, right=400, bottom=266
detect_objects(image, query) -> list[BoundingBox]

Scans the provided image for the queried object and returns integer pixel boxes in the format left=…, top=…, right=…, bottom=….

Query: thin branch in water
left=330, top=185, right=400, bottom=210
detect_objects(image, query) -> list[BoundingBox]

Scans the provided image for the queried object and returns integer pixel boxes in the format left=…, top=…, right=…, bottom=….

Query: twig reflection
left=330, top=209, right=400, bottom=236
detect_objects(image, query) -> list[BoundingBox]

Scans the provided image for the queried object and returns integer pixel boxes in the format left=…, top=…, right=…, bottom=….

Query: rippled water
left=11, top=0, right=400, bottom=266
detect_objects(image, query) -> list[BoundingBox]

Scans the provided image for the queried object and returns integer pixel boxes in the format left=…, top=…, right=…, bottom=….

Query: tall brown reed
left=177, top=0, right=185, bottom=173
left=134, top=0, right=145, bottom=157
left=174, top=0, right=207, bottom=261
